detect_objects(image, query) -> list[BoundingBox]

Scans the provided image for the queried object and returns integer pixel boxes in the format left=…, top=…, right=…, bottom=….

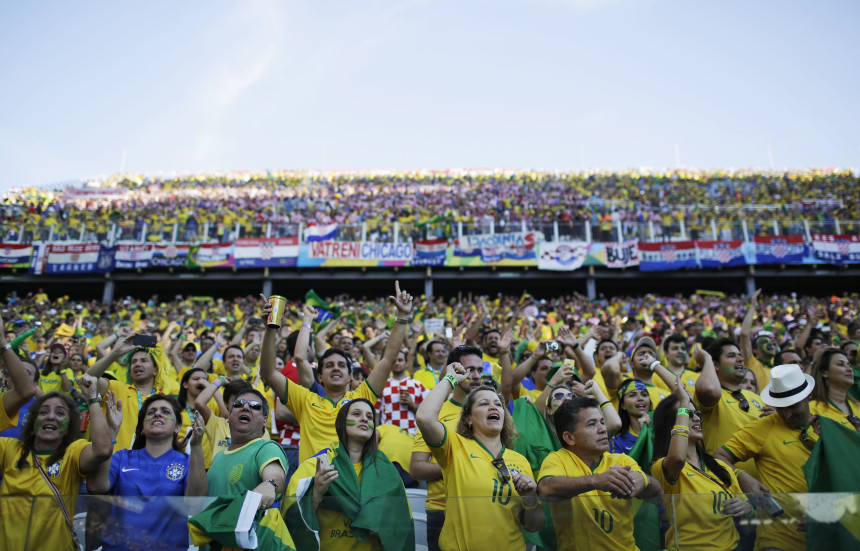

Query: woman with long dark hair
left=0, top=374, right=112, bottom=549
left=87, top=393, right=207, bottom=551
left=809, top=348, right=860, bottom=430
left=609, top=379, right=652, bottom=454
left=286, top=397, right=415, bottom=550
left=651, top=379, right=751, bottom=550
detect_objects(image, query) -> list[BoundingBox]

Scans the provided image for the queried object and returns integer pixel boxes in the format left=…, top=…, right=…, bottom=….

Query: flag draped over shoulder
left=285, top=443, right=415, bottom=551
left=802, top=417, right=860, bottom=550
left=304, top=289, right=341, bottom=331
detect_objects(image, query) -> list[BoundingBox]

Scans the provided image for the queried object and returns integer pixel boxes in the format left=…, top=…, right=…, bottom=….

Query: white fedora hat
left=760, top=364, right=815, bottom=407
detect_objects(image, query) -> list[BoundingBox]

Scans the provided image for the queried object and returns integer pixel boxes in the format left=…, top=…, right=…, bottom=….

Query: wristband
left=213, top=379, right=222, bottom=389
left=522, top=499, right=539, bottom=510
left=444, top=374, right=458, bottom=389
left=0, top=343, right=11, bottom=354
left=599, top=401, right=612, bottom=409
left=396, top=317, right=411, bottom=325
left=673, top=424, right=690, bottom=431
left=676, top=408, right=691, bottom=417
left=670, top=429, right=690, bottom=438
left=571, top=342, right=580, bottom=351
left=265, top=479, right=280, bottom=493
left=301, top=323, right=311, bottom=330
left=649, top=360, right=661, bottom=372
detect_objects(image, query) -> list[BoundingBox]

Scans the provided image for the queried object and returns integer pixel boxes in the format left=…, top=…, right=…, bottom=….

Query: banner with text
left=811, top=234, right=860, bottom=265
left=234, top=237, right=298, bottom=268
left=299, top=241, right=413, bottom=267
left=0, top=244, right=32, bottom=268
left=537, top=241, right=590, bottom=271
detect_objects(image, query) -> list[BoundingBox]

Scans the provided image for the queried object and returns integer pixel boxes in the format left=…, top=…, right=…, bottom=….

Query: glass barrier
left=4, top=492, right=856, bottom=551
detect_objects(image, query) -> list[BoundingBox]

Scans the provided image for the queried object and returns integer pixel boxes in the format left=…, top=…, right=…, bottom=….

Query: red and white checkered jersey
left=376, top=377, right=427, bottom=435
left=277, top=361, right=301, bottom=447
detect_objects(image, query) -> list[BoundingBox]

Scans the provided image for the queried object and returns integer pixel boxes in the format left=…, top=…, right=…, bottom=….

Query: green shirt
left=207, top=438, right=287, bottom=497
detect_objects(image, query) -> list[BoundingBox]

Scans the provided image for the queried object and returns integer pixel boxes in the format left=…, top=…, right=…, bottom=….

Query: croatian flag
left=697, top=240, right=746, bottom=268
left=754, top=235, right=806, bottom=264
left=234, top=237, right=299, bottom=267
left=638, top=241, right=697, bottom=271
left=0, top=244, right=32, bottom=268
left=412, top=238, right=448, bottom=266
left=44, top=243, right=101, bottom=274
left=811, top=234, right=860, bottom=265
left=304, top=222, right=338, bottom=242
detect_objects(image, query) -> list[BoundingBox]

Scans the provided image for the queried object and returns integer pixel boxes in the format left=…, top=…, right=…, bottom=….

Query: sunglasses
left=730, top=390, right=750, bottom=413
left=551, top=391, right=574, bottom=402
left=491, top=457, right=511, bottom=485
left=231, top=399, right=263, bottom=412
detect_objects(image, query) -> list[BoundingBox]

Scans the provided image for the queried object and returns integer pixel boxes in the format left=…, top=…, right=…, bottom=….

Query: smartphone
left=749, top=493, right=784, bottom=517
left=545, top=341, right=560, bottom=352
left=445, top=327, right=453, bottom=339
left=318, top=454, right=330, bottom=470
left=132, top=334, right=158, bottom=348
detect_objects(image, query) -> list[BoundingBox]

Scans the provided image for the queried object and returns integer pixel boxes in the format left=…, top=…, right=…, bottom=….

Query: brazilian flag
left=304, top=289, right=341, bottom=331
left=188, top=494, right=296, bottom=551
left=628, top=421, right=660, bottom=551
left=186, top=244, right=200, bottom=269
left=802, top=416, right=860, bottom=550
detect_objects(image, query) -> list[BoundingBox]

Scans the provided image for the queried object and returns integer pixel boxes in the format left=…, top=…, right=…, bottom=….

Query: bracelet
left=599, top=401, right=612, bottom=409
left=649, top=360, right=661, bottom=372
left=301, top=323, right=311, bottom=329
left=673, top=424, right=689, bottom=431
left=213, top=379, right=222, bottom=389
left=265, top=479, right=280, bottom=493
left=571, top=342, right=580, bottom=351
left=670, top=429, right=690, bottom=438
left=396, top=317, right=411, bottom=325
left=444, top=374, right=458, bottom=389
left=676, top=408, right=691, bottom=417
left=0, top=343, right=11, bottom=354
left=522, top=499, right=540, bottom=510
left=311, top=495, right=323, bottom=504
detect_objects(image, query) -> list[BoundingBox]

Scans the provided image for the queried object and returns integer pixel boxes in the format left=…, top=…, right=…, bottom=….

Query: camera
left=545, top=341, right=560, bottom=352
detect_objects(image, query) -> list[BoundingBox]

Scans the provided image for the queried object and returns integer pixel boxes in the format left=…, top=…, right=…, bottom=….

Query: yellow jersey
left=651, top=457, right=743, bottom=551
left=810, top=399, right=860, bottom=431
left=721, top=412, right=816, bottom=551
left=0, top=438, right=88, bottom=550
left=285, top=380, right=379, bottom=462
left=376, top=424, right=414, bottom=470
left=539, top=448, right=645, bottom=551
left=413, top=367, right=443, bottom=390
left=694, top=386, right=764, bottom=477
left=0, top=403, right=12, bottom=432
left=105, top=380, right=175, bottom=451
left=39, top=370, right=65, bottom=394
left=746, top=356, right=772, bottom=390
left=429, top=427, right=534, bottom=551
left=652, top=368, right=699, bottom=397
left=412, top=398, right=462, bottom=511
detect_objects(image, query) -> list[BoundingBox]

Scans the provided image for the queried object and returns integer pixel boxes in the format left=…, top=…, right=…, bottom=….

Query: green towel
left=286, top=443, right=415, bottom=551
left=803, top=416, right=860, bottom=550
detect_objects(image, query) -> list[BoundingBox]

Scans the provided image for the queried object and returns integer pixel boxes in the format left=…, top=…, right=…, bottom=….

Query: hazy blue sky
left=1, top=0, right=858, bottom=192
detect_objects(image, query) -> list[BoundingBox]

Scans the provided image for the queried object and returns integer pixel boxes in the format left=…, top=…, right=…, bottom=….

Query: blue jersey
left=101, top=448, right=191, bottom=551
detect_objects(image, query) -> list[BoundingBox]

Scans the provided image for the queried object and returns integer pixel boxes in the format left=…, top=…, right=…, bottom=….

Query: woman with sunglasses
left=416, top=362, right=542, bottom=551
left=286, top=398, right=414, bottom=551
left=651, top=379, right=751, bottom=551
left=809, top=348, right=860, bottom=430
left=87, top=393, right=208, bottom=551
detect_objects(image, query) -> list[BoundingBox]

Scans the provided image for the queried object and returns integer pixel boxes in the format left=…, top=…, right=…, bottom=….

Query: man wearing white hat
left=715, top=363, right=818, bottom=551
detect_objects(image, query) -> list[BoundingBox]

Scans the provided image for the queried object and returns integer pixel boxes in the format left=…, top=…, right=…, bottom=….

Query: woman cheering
left=651, top=377, right=751, bottom=550
left=809, top=348, right=860, bottom=430
left=0, top=374, right=112, bottom=549
left=416, top=361, right=543, bottom=551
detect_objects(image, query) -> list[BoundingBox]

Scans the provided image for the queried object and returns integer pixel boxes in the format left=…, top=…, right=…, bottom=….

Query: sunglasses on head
left=491, top=457, right=511, bottom=485
left=232, top=399, right=263, bottom=412
left=730, top=390, right=750, bottom=413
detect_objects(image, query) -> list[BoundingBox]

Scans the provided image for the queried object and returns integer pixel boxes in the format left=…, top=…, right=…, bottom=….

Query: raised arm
left=416, top=363, right=464, bottom=446
left=87, top=331, right=137, bottom=395
left=0, top=319, right=37, bottom=415
left=86, top=390, right=123, bottom=495
left=193, top=376, right=227, bottom=423
left=661, top=378, right=693, bottom=483
left=692, top=344, right=721, bottom=408
left=77, top=374, right=114, bottom=474
left=585, top=380, right=621, bottom=436
left=739, top=289, right=760, bottom=364
left=366, top=281, right=414, bottom=396
left=260, top=296, right=288, bottom=402
left=497, top=328, right=514, bottom=404
left=193, top=335, right=226, bottom=371
left=512, top=343, right=544, bottom=388
left=359, top=331, right=387, bottom=368
left=294, top=305, right=318, bottom=389
left=313, top=313, right=342, bottom=357
left=559, top=326, right=595, bottom=381
left=185, top=413, right=208, bottom=496
left=462, top=299, right=487, bottom=346
left=601, top=352, right=625, bottom=391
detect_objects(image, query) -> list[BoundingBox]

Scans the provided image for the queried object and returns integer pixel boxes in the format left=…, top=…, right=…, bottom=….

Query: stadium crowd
left=1, top=169, right=857, bottom=243
left=1, top=283, right=859, bottom=550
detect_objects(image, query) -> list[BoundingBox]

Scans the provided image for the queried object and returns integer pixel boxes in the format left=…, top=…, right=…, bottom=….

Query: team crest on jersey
left=340, top=399, right=351, bottom=406
left=47, top=461, right=62, bottom=478
left=229, top=464, right=244, bottom=484
left=166, top=463, right=185, bottom=481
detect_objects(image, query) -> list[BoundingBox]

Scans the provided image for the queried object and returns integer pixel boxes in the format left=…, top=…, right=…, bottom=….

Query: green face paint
left=145, top=410, right=176, bottom=424
left=57, top=417, right=69, bottom=435
left=346, top=419, right=374, bottom=429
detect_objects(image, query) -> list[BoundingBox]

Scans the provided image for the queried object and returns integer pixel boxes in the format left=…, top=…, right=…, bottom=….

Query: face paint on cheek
left=57, top=417, right=69, bottom=435
left=35, top=419, right=42, bottom=434
left=346, top=419, right=357, bottom=426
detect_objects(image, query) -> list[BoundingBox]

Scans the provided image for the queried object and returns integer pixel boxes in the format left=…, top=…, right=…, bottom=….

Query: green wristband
left=676, top=407, right=691, bottom=417
left=444, top=374, right=458, bottom=389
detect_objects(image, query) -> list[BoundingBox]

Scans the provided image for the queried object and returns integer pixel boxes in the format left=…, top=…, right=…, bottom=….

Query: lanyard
left=136, top=387, right=155, bottom=410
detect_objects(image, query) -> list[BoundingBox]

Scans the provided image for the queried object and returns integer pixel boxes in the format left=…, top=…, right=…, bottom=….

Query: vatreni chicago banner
left=299, top=241, right=413, bottom=267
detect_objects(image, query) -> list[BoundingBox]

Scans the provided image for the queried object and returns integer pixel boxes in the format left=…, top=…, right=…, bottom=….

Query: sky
left=1, top=0, right=858, bottom=193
